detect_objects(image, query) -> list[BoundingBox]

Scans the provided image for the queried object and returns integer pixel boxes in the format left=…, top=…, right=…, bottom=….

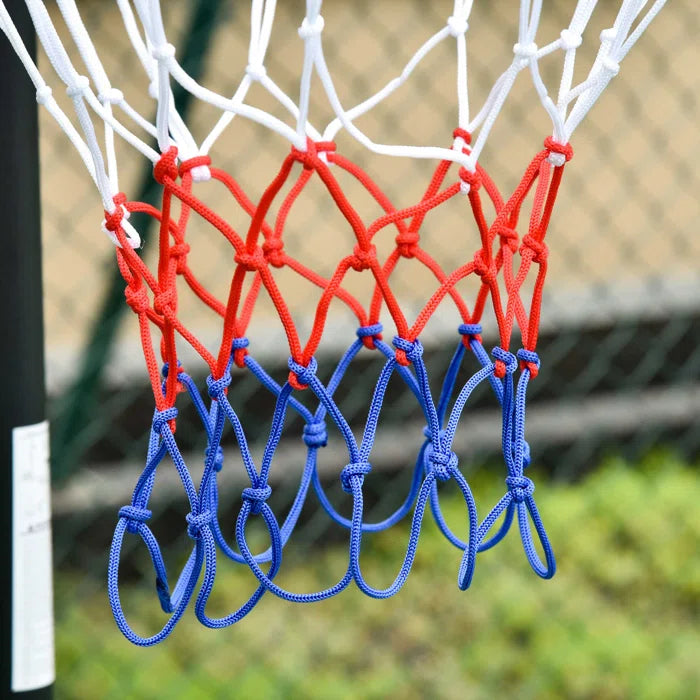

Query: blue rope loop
left=186, top=510, right=213, bottom=540
left=392, top=336, right=424, bottom=363
left=231, top=337, right=250, bottom=350
left=161, top=360, right=182, bottom=378
left=288, top=356, right=318, bottom=386
left=206, top=371, right=232, bottom=399
left=356, top=322, right=383, bottom=340
left=205, top=445, right=224, bottom=472
left=458, top=322, right=482, bottom=339
left=424, top=444, right=458, bottom=482
left=152, top=407, right=178, bottom=434
left=340, top=461, right=372, bottom=493
left=241, top=484, right=273, bottom=515
left=516, top=348, right=540, bottom=369
left=491, top=346, right=517, bottom=374
left=303, top=420, right=328, bottom=448
left=505, top=475, right=535, bottom=503
left=118, top=505, right=152, bottom=534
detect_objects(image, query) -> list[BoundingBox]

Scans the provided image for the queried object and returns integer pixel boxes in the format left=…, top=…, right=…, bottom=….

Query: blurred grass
left=56, top=453, right=700, bottom=699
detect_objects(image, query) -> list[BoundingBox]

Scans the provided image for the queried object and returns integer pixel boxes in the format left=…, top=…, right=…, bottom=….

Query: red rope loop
left=234, top=247, right=267, bottom=273
left=395, top=231, right=420, bottom=258
left=458, top=166, right=481, bottom=191
left=153, top=287, right=176, bottom=315
left=472, top=249, right=497, bottom=284
left=169, top=242, right=191, bottom=273
left=262, top=237, right=285, bottom=267
left=494, top=223, right=519, bottom=253
left=124, top=283, right=150, bottom=315
left=153, top=146, right=179, bottom=184
left=179, top=154, right=212, bottom=176
left=349, top=244, right=377, bottom=272
left=521, top=234, right=548, bottom=263
left=452, top=127, right=472, bottom=144
left=543, top=136, right=573, bottom=162
left=104, top=192, right=128, bottom=232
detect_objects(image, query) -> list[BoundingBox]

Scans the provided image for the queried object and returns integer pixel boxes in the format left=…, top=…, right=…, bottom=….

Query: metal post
left=0, top=1, right=54, bottom=697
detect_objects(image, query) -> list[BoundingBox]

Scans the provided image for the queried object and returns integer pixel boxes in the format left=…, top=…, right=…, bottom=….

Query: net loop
left=559, top=29, right=583, bottom=51
left=392, top=336, right=423, bottom=367
left=520, top=234, right=548, bottom=264
left=234, top=246, right=266, bottom=273
left=458, top=166, right=481, bottom=194
left=241, top=484, right=273, bottom=515
left=425, top=446, right=458, bottom=482
left=340, top=461, right=372, bottom=494
left=452, top=127, right=471, bottom=145
left=446, top=15, right=469, bottom=38
left=262, top=237, right=285, bottom=268
left=298, top=14, right=325, bottom=40
left=118, top=505, right=152, bottom=535
left=288, top=356, right=318, bottom=390
left=517, top=349, right=541, bottom=379
left=231, top=337, right=250, bottom=368
left=356, top=322, right=383, bottom=350
left=505, top=475, right=535, bottom=504
left=544, top=136, right=573, bottom=165
left=492, top=346, right=517, bottom=379
left=186, top=510, right=213, bottom=540
left=169, top=242, right=191, bottom=274
left=458, top=323, right=482, bottom=345
left=153, top=287, right=176, bottom=316
left=494, top=223, right=519, bottom=253
left=153, top=146, right=179, bottom=185
left=206, top=372, right=232, bottom=399
left=395, top=230, right=420, bottom=258
left=472, top=249, right=497, bottom=284
left=103, top=192, right=127, bottom=233
left=204, top=445, right=224, bottom=473
left=303, top=420, right=328, bottom=449
left=152, top=407, right=178, bottom=434
left=178, top=154, right=212, bottom=182
left=123, top=283, right=149, bottom=315
left=349, top=244, right=377, bottom=272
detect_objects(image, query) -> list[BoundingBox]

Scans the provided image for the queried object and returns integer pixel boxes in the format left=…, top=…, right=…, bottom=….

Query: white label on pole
left=12, top=421, right=55, bottom=693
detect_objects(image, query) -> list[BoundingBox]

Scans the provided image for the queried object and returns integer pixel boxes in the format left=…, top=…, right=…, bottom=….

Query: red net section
left=107, top=133, right=572, bottom=397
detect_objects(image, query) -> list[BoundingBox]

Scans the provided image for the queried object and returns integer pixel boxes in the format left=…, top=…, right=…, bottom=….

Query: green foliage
left=56, top=454, right=700, bottom=699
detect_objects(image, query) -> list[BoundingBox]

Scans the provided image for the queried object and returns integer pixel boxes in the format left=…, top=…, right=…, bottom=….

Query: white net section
left=1, top=0, right=666, bottom=248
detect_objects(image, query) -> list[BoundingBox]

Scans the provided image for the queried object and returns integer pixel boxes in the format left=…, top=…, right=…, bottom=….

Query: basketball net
left=1, top=0, right=667, bottom=645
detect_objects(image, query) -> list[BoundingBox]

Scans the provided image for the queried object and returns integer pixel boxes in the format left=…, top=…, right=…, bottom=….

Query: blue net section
left=108, top=325, right=554, bottom=646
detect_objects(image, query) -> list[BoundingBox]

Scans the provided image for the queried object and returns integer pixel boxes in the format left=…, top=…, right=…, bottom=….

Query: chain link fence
left=38, top=0, right=699, bottom=648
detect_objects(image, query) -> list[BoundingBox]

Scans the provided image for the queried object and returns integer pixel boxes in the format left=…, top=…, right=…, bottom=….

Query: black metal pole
left=0, top=1, right=54, bottom=698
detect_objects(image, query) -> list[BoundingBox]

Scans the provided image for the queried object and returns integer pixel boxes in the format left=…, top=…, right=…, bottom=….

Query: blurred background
left=34, top=0, right=699, bottom=697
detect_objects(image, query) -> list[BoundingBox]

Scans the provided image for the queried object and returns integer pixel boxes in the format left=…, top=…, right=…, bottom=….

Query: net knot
left=520, top=234, right=548, bottom=264
left=472, top=249, right=497, bottom=284
left=234, top=246, right=266, bottom=272
left=356, top=323, right=383, bottom=349
left=303, top=421, right=328, bottom=448
left=124, top=283, right=150, bottom=315
left=98, top=87, right=124, bottom=105
left=35, top=85, right=53, bottom=106
left=169, top=242, right=191, bottom=273
left=186, top=510, right=212, bottom=539
left=153, top=147, right=179, bottom=184
left=513, top=41, right=538, bottom=62
left=393, top=336, right=423, bottom=366
left=505, top=475, right=534, bottom=503
left=452, top=127, right=472, bottom=145
left=350, top=244, right=377, bottom=272
left=152, top=407, right=178, bottom=434
left=492, top=346, right=517, bottom=379
left=517, top=349, right=541, bottom=378
left=544, top=136, right=573, bottom=166
left=458, top=323, right=482, bottom=342
left=241, top=484, right=272, bottom=515
left=458, top=166, right=481, bottom=194
left=560, top=29, right=583, bottom=51
left=205, top=445, right=225, bottom=472
left=206, top=372, right=232, bottom=399
left=494, top=224, right=519, bottom=253
left=178, top=155, right=212, bottom=182
left=232, top=337, right=250, bottom=367
left=288, top=356, right=318, bottom=390
left=118, top=505, right=152, bottom=534
left=151, top=43, right=176, bottom=61
left=66, top=75, right=90, bottom=99
left=426, top=447, right=458, bottom=482
left=245, top=63, right=267, bottom=81
left=447, top=15, right=469, bottom=37
left=395, top=231, right=420, bottom=258
left=262, top=238, right=285, bottom=267
left=153, top=287, right=176, bottom=315
left=298, top=14, right=325, bottom=39
left=340, top=461, right=372, bottom=494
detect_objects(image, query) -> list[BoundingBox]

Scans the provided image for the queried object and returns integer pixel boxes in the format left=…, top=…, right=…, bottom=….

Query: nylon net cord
left=0, top=0, right=667, bottom=644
